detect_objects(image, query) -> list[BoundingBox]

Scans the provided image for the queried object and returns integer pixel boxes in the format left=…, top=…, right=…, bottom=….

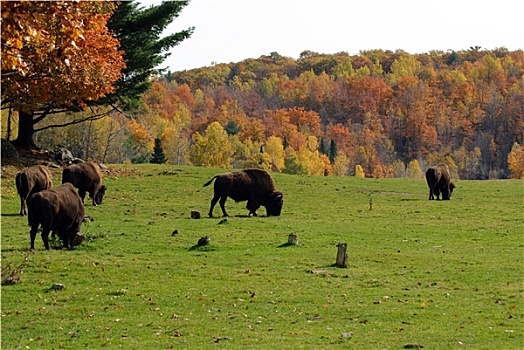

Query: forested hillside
left=5, top=48, right=523, bottom=179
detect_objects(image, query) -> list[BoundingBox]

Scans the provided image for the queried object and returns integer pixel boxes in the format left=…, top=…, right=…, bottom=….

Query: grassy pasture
left=1, top=164, right=522, bottom=349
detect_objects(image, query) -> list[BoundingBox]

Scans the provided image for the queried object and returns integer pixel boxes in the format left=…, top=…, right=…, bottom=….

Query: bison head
left=93, top=185, right=107, bottom=206
left=264, top=191, right=284, bottom=216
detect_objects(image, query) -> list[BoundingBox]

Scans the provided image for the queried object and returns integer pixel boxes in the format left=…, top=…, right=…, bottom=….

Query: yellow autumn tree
left=332, top=153, right=350, bottom=176
left=507, top=142, right=524, bottom=179
left=392, top=159, right=406, bottom=178
left=407, top=159, right=423, bottom=179
left=189, top=122, right=233, bottom=168
left=283, top=149, right=308, bottom=175
left=265, top=136, right=285, bottom=172
left=242, top=151, right=272, bottom=171
left=292, top=136, right=327, bottom=175
left=355, top=164, right=365, bottom=178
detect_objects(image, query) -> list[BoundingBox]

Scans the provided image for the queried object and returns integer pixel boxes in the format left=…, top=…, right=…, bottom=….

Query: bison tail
left=203, top=175, right=218, bottom=187
left=28, top=194, right=55, bottom=227
left=15, top=172, right=28, bottom=197
left=27, top=194, right=42, bottom=226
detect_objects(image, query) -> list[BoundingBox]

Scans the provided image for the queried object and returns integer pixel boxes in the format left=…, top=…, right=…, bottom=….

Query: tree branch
left=33, top=107, right=53, bottom=124
left=34, top=107, right=116, bottom=132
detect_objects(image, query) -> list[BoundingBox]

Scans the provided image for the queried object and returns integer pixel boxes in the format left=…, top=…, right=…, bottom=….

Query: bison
left=425, top=164, right=456, bottom=200
left=203, top=169, right=284, bottom=217
left=62, top=162, right=106, bottom=206
left=15, top=165, right=53, bottom=216
left=27, top=183, right=85, bottom=250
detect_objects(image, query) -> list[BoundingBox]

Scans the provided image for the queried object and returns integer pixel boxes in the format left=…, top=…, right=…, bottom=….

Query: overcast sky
left=139, top=0, right=523, bottom=72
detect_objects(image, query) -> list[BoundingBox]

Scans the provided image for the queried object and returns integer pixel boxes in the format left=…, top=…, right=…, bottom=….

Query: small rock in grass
left=51, top=283, right=64, bottom=290
left=198, top=236, right=210, bottom=246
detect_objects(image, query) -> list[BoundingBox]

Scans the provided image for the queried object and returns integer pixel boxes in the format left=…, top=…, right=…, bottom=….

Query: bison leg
left=20, top=197, right=27, bottom=216
left=209, top=195, right=229, bottom=217
left=218, top=196, right=229, bottom=217
left=91, top=190, right=98, bottom=207
left=208, top=195, right=220, bottom=217
left=40, top=227, right=51, bottom=250
left=434, top=188, right=441, bottom=200
left=441, top=187, right=451, bottom=200
left=78, top=189, right=87, bottom=205
left=62, top=232, right=72, bottom=249
left=64, top=220, right=82, bottom=249
left=29, top=224, right=39, bottom=250
left=428, top=188, right=434, bottom=200
left=246, top=199, right=260, bottom=216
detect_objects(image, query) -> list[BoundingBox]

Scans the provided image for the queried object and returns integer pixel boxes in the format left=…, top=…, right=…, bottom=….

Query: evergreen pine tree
left=225, top=120, right=242, bottom=136
left=103, top=1, right=194, bottom=109
left=329, top=139, right=337, bottom=164
left=319, top=138, right=328, bottom=155
left=151, top=137, right=167, bottom=164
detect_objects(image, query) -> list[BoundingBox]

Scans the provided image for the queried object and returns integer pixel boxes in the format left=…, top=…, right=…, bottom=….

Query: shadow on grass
left=1, top=213, right=22, bottom=217
left=204, top=214, right=252, bottom=219
left=277, top=242, right=299, bottom=248
left=188, top=244, right=216, bottom=252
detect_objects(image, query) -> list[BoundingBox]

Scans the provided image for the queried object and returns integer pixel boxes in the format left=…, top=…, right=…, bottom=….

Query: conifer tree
left=319, top=138, right=328, bottom=155
left=329, top=139, right=337, bottom=164
left=105, top=1, right=194, bottom=109
left=151, top=137, right=167, bottom=164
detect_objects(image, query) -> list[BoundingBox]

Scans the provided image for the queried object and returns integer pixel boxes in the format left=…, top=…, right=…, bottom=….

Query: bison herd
left=15, top=162, right=455, bottom=251
left=15, top=162, right=106, bottom=250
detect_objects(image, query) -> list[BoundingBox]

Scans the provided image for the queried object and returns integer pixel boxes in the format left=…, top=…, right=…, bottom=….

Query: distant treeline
left=30, top=48, right=524, bottom=179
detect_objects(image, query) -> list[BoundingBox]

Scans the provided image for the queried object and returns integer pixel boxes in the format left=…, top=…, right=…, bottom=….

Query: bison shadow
left=2, top=213, right=23, bottom=217
left=203, top=214, right=256, bottom=219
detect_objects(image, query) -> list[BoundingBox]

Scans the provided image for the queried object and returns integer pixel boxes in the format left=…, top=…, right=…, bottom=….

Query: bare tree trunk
left=6, top=107, right=12, bottom=140
left=102, top=119, right=114, bottom=163
left=82, top=120, right=93, bottom=160
left=102, top=118, right=124, bottom=163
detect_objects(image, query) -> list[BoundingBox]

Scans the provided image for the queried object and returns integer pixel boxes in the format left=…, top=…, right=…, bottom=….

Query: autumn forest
left=1, top=2, right=523, bottom=179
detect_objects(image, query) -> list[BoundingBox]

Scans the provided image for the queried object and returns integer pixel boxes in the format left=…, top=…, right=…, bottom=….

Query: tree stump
left=288, top=234, right=298, bottom=245
left=336, top=242, right=348, bottom=268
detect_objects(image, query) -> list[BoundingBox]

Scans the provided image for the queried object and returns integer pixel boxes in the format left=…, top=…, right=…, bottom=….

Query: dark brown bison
left=425, top=164, right=456, bottom=200
left=62, top=162, right=106, bottom=206
left=203, top=169, right=284, bottom=217
left=27, top=183, right=85, bottom=250
left=15, top=165, right=53, bottom=216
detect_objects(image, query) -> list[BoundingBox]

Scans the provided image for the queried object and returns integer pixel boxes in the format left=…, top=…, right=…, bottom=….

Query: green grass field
left=1, top=164, right=522, bottom=349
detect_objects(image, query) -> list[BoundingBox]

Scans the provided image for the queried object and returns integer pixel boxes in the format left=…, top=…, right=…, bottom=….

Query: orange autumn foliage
left=1, top=1, right=125, bottom=111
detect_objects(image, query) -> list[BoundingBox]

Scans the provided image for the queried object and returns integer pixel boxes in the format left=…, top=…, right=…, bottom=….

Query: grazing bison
left=15, top=165, right=53, bottom=216
left=62, top=162, right=106, bottom=206
left=203, top=169, right=284, bottom=217
left=27, top=183, right=84, bottom=250
left=425, top=164, right=456, bottom=200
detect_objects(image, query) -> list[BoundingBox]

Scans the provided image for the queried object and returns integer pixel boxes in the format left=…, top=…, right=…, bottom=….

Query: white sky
left=140, top=0, right=523, bottom=72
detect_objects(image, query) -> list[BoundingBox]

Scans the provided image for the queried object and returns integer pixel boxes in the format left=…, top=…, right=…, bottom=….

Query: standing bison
left=27, top=183, right=84, bottom=250
left=15, top=165, right=53, bottom=216
left=203, top=169, right=284, bottom=217
left=62, top=162, right=106, bottom=206
left=425, top=164, right=456, bottom=200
